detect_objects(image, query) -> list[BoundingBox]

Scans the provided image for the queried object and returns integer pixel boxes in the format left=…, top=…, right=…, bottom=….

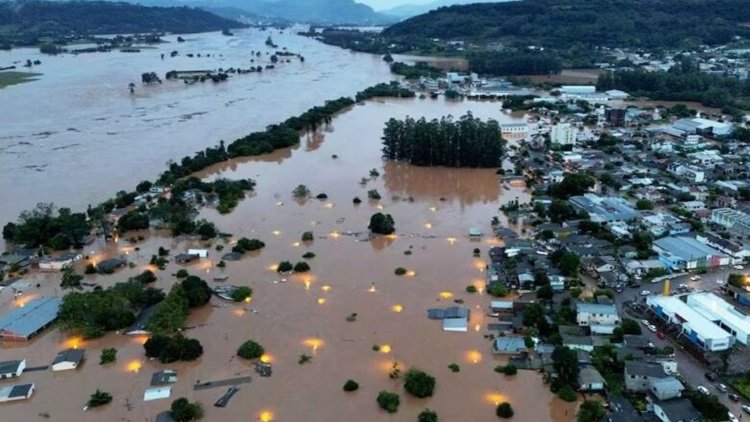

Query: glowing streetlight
left=391, top=304, right=403, bottom=313
left=317, top=297, right=326, bottom=305
left=272, top=230, right=282, bottom=236
left=259, top=410, right=274, bottom=422
left=447, top=237, right=457, bottom=245
left=321, top=285, right=331, bottom=292
left=380, top=344, right=392, bottom=353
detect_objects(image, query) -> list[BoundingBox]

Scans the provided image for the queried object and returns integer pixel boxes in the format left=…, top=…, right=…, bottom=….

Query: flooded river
left=0, top=94, right=577, bottom=421
left=0, top=27, right=394, bottom=227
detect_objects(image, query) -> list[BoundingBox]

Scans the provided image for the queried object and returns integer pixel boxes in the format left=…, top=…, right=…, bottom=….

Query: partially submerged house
left=0, top=360, right=26, bottom=379
left=492, top=336, right=528, bottom=355
left=0, top=383, right=34, bottom=403
left=151, top=369, right=178, bottom=386
left=51, top=349, right=85, bottom=372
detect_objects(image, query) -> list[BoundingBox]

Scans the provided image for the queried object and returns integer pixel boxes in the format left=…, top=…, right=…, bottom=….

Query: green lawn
left=0, top=71, right=41, bottom=89
left=730, top=377, right=750, bottom=400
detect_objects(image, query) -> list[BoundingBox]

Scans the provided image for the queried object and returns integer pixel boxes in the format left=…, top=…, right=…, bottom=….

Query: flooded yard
left=0, top=96, right=574, bottom=421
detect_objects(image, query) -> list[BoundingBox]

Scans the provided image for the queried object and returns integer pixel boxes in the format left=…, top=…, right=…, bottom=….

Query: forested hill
left=382, top=0, right=750, bottom=48
left=0, top=1, right=245, bottom=45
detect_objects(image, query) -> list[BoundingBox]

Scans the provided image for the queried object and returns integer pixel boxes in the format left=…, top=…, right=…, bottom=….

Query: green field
left=0, top=71, right=41, bottom=89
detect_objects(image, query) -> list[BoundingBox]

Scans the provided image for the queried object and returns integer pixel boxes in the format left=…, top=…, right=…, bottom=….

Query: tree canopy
left=382, top=113, right=504, bottom=168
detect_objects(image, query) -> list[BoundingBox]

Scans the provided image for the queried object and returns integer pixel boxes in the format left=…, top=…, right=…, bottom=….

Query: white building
left=0, top=383, right=34, bottom=403
left=646, top=295, right=734, bottom=351
left=0, top=360, right=26, bottom=379
left=187, top=249, right=209, bottom=258
left=500, top=123, right=529, bottom=140
left=668, top=164, right=705, bottom=183
left=576, top=302, right=620, bottom=333
left=51, top=349, right=85, bottom=372
left=686, top=292, right=750, bottom=345
left=551, top=123, right=577, bottom=145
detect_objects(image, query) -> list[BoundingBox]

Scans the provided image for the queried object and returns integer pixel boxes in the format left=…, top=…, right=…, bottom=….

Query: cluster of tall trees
left=2, top=203, right=90, bottom=249
left=147, top=275, right=212, bottom=333
left=468, top=51, right=562, bottom=76
left=381, top=113, right=504, bottom=168
left=597, top=59, right=750, bottom=111
left=58, top=282, right=165, bottom=338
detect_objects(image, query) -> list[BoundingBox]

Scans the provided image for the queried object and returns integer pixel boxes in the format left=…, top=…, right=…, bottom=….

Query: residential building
left=686, top=292, right=750, bottom=345
left=551, top=123, right=577, bottom=145
left=0, top=360, right=25, bottom=379
left=492, top=336, right=528, bottom=355
left=652, top=398, right=702, bottom=422
left=668, top=164, right=705, bottom=183
left=576, top=302, right=621, bottom=331
left=501, top=123, right=529, bottom=140
left=696, top=233, right=750, bottom=262
left=605, top=108, right=626, bottom=127
left=442, top=307, right=469, bottom=332
left=650, top=377, right=684, bottom=400
left=0, top=383, right=34, bottom=403
left=578, top=366, right=606, bottom=391
left=569, top=193, right=641, bottom=223
left=624, top=361, right=668, bottom=392
left=652, top=236, right=729, bottom=271
left=646, top=295, right=734, bottom=351
left=51, top=349, right=85, bottom=372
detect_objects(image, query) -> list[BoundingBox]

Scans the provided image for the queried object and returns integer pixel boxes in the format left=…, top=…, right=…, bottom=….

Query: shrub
left=448, top=363, right=460, bottom=372
left=235, top=238, right=265, bottom=252
left=346, top=313, right=357, bottom=322
left=277, top=261, right=293, bottom=273
left=369, top=213, right=395, bottom=235
left=466, top=285, right=478, bottom=293
left=343, top=380, right=359, bottom=392
left=418, top=409, right=438, bottom=422
left=377, top=391, right=400, bottom=413
left=489, top=284, right=508, bottom=297
left=301, top=231, right=314, bottom=242
left=316, top=193, right=328, bottom=200
left=372, top=344, right=381, bottom=351
left=134, top=270, right=157, bottom=284
left=175, top=269, right=189, bottom=278
left=404, top=250, right=412, bottom=255
left=353, top=196, right=362, bottom=204
left=368, top=189, right=382, bottom=200
left=302, top=252, right=316, bottom=259
left=394, top=267, right=407, bottom=276
left=170, top=397, right=204, bottom=422
left=473, top=247, right=481, bottom=257
left=237, top=340, right=264, bottom=359
left=404, top=369, right=436, bottom=398
left=158, top=246, right=170, bottom=256
left=496, top=402, right=514, bottom=418
left=99, top=348, right=117, bottom=365
left=299, top=354, right=312, bottom=364
left=144, top=334, right=203, bottom=363
left=231, top=286, right=253, bottom=302
left=88, top=390, right=112, bottom=408
left=557, top=385, right=577, bottom=402
left=502, top=364, right=517, bottom=376
left=294, top=261, right=311, bottom=272
left=84, top=263, right=97, bottom=274
left=293, top=184, right=310, bottom=198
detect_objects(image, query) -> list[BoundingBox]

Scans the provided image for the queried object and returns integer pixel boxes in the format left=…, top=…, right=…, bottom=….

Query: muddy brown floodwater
left=0, top=97, right=578, bottom=422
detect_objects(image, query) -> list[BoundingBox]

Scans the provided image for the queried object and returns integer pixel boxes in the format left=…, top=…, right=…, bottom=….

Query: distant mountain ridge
left=383, top=0, right=750, bottom=48
left=382, top=0, right=508, bottom=19
left=0, top=1, right=245, bottom=45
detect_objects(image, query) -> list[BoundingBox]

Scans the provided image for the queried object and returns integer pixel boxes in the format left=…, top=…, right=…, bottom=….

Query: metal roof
left=0, top=360, right=24, bottom=375
left=687, top=292, right=750, bottom=335
left=576, top=302, right=618, bottom=315
left=0, top=297, right=61, bottom=339
left=654, top=236, right=725, bottom=261
left=647, top=295, right=731, bottom=341
left=494, top=336, right=527, bottom=353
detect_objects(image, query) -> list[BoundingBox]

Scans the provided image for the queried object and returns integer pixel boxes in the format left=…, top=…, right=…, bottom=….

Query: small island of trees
left=382, top=113, right=504, bottom=167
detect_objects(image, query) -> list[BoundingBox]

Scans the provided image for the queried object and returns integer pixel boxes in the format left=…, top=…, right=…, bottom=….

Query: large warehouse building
left=687, top=292, right=750, bottom=345
left=646, top=295, right=734, bottom=352
left=0, top=297, right=62, bottom=342
left=652, top=236, right=730, bottom=271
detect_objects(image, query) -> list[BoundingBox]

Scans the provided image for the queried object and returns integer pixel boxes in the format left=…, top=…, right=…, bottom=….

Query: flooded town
left=2, top=1, right=750, bottom=422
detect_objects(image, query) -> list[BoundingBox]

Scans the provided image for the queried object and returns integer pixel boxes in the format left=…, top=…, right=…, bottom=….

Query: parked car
left=734, top=265, right=745, bottom=270
left=729, top=411, right=739, bottom=422
left=690, top=275, right=701, bottom=281
left=697, top=386, right=710, bottom=395
left=717, top=383, right=728, bottom=393
left=705, top=372, right=718, bottom=382
left=640, top=290, right=651, bottom=296
left=728, top=393, right=740, bottom=402
left=647, top=324, right=658, bottom=333
left=742, top=405, right=750, bottom=415
left=641, top=319, right=650, bottom=326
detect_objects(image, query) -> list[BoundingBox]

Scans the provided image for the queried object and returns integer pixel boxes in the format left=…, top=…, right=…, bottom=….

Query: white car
left=742, top=405, right=750, bottom=415
left=647, top=324, right=657, bottom=333
left=641, top=319, right=650, bottom=326
left=696, top=385, right=710, bottom=395
left=729, top=412, right=739, bottom=422
left=716, top=280, right=726, bottom=285
left=640, top=290, right=651, bottom=296
left=690, top=275, right=701, bottom=281
left=716, top=383, right=728, bottom=393
left=734, top=265, right=745, bottom=270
